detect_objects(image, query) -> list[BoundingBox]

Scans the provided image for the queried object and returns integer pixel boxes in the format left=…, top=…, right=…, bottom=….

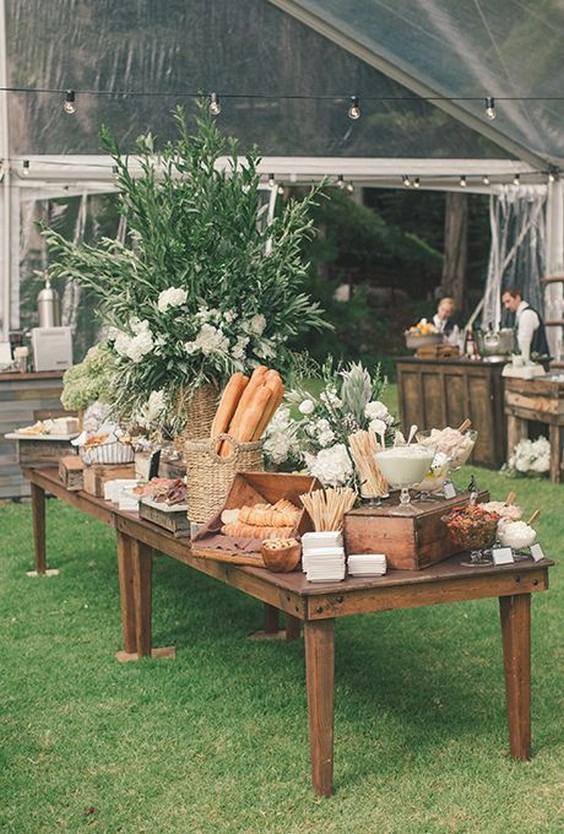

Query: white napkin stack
left=347, top=553, right=387, bottom=577
left=302, top=531, right=346, bottom=583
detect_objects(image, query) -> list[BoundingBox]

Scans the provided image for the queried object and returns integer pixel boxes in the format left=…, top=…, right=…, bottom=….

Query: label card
left=443, top=481, right=457, bottom=500
left=492, top=546, right=515, bottom=566
left=530, top=543, right=546, bottom=562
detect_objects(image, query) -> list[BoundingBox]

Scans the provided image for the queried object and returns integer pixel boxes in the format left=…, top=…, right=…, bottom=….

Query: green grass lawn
left=1, top=465, right=563, bottom=833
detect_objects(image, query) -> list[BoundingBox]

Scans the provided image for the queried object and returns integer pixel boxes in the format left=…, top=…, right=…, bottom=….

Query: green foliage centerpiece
left=42, top=102, right=328, bottom=434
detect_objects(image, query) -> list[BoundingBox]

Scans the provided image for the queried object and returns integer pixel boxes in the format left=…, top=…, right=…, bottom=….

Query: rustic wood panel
left=397, top=357, right=506, bottom=467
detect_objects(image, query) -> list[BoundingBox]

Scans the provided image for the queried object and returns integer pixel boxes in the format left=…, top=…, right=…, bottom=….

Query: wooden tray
left=138, top=498, right=190, bottom=538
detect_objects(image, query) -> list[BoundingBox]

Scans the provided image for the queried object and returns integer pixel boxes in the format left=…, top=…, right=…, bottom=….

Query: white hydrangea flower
left=231, top=335, right=250, bottom=361
left=303, top=443, right=353, bottom=487
left=137, top=389, right=167, bottom=429
left=157, top=287, right=188, bottom=313
left=320, top=387, right=342, bottom=409
left=369, top=418, right=387, bottom=437
left=185, top=323, right=229, bottom=357
left=364, top=400, right=389, bottom=421
left=298, top=399, right=315, bottom=415
left=114, top=320, right=154, bottom=363
left=246, top=313, right=267, bottom=336
left=223, top=309, right=237, bottom=325
left=263, top=406, right=299, bottom=464
left=315, top=418, right=335, bottom=448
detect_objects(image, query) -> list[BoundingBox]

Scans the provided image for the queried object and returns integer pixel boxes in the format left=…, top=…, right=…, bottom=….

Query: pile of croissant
left=220, top=499, right=300, bottom=539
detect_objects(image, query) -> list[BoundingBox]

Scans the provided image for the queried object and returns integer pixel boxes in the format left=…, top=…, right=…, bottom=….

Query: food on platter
left=261, top=538, right=301, bottom=572
left=418, top=424, right=477, bottom=469
left=442, top=504, right=500, bottom=551
left=133, top=477, right=187, bottom=506
left=210, top=366, right=285, bottom=456
left=497, top=520, right=537, bottom=549
left=219, top=498, right=301, bottom=539
left=83, top=432, right=110, bottom=448
left=14, top=416, right=80, bottom=437
left=406, top=318, right=440, bottom=337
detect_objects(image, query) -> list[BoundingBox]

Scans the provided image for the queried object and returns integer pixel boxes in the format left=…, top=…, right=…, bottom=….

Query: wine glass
left=374, top=444, right=437, bottom=516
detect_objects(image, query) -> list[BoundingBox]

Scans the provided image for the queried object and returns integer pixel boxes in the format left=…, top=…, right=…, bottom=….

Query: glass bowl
left=442, top=504, right=500, bottom=551
left=418, top=427, right=478, bottom=471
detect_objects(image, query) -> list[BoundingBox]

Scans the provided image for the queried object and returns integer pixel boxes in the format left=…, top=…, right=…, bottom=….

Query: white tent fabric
left=1, top=0, right=563, bottom=349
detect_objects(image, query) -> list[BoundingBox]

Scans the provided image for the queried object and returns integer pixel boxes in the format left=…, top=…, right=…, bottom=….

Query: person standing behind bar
left=501, top=287, right=550, bottom=361
left=433, top=296, right=459, bottom=344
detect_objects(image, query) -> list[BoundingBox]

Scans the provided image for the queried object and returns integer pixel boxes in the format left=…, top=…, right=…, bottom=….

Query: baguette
left=210, top=372, right=248, bottom=439
left=239, top=505, right=299, bottom=527
left=225, top=366, right=268, bottom=439
left=221, top=521, right=295, bottom=539
left=251, top=370, right=285, bottom=440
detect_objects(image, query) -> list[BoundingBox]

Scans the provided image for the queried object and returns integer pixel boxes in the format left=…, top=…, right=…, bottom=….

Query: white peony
left=157, top=287, right=188, bottom=313
left=369, top=418, right=387, bottom=437
left=364, top=400, right=390, bottom=421
left=303, top=443, right=353, bottom=487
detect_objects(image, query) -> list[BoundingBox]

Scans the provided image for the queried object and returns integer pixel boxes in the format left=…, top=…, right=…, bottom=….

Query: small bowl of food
left=442, top=504, right=500, bottom=552
left=261, top=538, right=302, bottom=573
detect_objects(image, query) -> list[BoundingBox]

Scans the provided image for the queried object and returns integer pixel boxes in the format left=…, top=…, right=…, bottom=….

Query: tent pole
left=0, top=0, right=11, bottom=341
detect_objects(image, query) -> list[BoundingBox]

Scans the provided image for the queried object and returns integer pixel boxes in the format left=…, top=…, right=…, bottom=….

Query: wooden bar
left=30, top=481, right=46, bottom=574
left=499, top=594, right=531, bottom=760
left=304, top=618, right=335, bottom=797
left=116, top=533, right=137, bottom=655
left=264, top=603, right=280, bottom=634
left=131, top=540, right=154, bottom=657
left=396, top=356, right=507, bottom=467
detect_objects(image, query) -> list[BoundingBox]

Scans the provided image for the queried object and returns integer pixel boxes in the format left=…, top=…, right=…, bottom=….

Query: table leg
left=499, top=594, right=531, bottom=760
left=116, top=532, right=137, bottom=655
left=131, top=539, right=153, bottom=658
left=284, top=613, right=301, bottom=641
left=26, top=482, right=59, bottom=577
left=304, top=618, right=335, bottom=797
left=549, top=424, right=562, bottom=484
left=264, top=603, right=280, bottom=634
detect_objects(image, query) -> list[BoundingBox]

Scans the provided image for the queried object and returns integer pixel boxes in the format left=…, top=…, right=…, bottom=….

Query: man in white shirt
left=432, top=296, right=459, bottom=345
left=501, top=287, right=549, bottom=361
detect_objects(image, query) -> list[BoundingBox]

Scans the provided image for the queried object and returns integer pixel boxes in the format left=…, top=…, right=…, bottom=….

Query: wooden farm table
left=22, top=467, right=553, bottom=797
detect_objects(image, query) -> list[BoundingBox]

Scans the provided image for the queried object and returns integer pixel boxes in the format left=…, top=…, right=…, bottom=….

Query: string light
left=548, top=167, right=559, bottom=183
left=63, top=89, right=76, bottom=114
left=402, top=175, right=411, bottom=187
left=513, top=173, right=521, bottom=186
left=337, top=174, right=345, bottom=188
left=347, top=95, right=361, bottom=120
left=346, top=181, right=354, bottom=193
left=459, top=175, right=467, bottom=187
left=485, top=96, right=497, bottom=120
left=482, top=174, right=490, bottom=185
left=268, top=173, right=275, bottom=187
left=22, top=159, right=30, bottom=176
left=413, top=177, right=420, bottom=188
left=208, top=91, right=221, bottom=116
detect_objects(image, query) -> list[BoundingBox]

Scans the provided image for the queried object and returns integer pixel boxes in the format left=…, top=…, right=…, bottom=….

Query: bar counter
left=396, top=356, right=507, bottom=468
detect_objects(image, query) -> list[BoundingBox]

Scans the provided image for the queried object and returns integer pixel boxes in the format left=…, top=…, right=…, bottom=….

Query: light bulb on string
left=208, top=92, right=221, bottom=116
left=347, top=95, right=361, bottom=120
left=485, top=96, right=497, bottom=120
left=268, top=173, right=276, bottom=188
left=337, top=174, right=345, bottom=189
left=482, top=174, right=490, bottom=186
left=277, top=184, right=284, bottom=195
left=513, top=173, right=521, bottom=186
left=63, top=90, right=76, bottom=114
left=22, top=159, right=30, bottom=177
left=548, top=167, right=559, bottom=183
left=402, top=175, right=411, bottom=187
left=413, top=177, right=420, bottom=189
left=346, top=181, right=354, bottom=193
left=459, top=175, right=467, bottom=188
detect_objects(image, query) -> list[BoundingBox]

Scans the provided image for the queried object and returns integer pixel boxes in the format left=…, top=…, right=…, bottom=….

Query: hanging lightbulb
left=277, top=184, right=285, bottom=195
left=459, top=175, right=467, bottom=188
left=63, top=89, right=76, bottom=114
left=337, top=174, right=345, bottom=189
left=402, top=175, right=411, bottom=188
left=22, top=159, right=30, bottom=177
left=346, top=181, right=355, bottom=193
left=513, top=173, right=521, bottom=186
left=208, top=92, right=221, bottom=116
left=413, top=177, right=421, bottom=189
left=548, top=168, right=559, bottom=183
left=268, top=173, right=276, bottom=188
left=347, top=95, right=361, bottom=120
left=485, top=96, right=497, bottom=120
left=482, top=174, right=490, bottom=186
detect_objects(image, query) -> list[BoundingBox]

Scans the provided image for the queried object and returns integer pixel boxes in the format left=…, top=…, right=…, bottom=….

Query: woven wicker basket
left=185, top=433, right=264, bottom=524
left=173, top=383, right=219, bottom=457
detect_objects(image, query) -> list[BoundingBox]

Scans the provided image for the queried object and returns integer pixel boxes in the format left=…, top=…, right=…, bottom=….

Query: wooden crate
left=344, top=490, right=489, bottom=571
left=10, top=436, right=77, bottom=468
left=138, top=499, right=190, bottom=537
left=58, top=455, right=84, bottom=491
left=192, top=471, right=320, bottom=567
left=83, top=463, right=136, bottom=498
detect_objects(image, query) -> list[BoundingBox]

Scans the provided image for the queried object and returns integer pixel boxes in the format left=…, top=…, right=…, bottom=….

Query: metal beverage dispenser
left=37, top=274, right=61, bottom=328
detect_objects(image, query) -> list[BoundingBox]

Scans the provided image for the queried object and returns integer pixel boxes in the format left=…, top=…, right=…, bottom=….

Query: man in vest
left=501, top=287, right=550, bottom=361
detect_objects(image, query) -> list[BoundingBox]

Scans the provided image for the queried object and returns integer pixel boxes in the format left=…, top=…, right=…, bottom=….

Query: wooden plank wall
left=0, top=372, right=65, bottom=499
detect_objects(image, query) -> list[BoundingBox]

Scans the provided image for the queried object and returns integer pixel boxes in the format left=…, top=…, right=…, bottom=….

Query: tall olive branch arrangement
left=41, top=101, right=331, bottom=432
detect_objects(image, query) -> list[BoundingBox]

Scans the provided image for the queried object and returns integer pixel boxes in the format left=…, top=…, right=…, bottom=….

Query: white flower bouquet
left=43, top=102, right=329, bottom=433
left=264, top=360, right=396, bottom=487
left=502, top=436, right=551, bottom=478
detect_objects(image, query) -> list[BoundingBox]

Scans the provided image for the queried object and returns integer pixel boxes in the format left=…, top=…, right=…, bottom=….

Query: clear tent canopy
left=1, top=0, right=563, bottom=356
